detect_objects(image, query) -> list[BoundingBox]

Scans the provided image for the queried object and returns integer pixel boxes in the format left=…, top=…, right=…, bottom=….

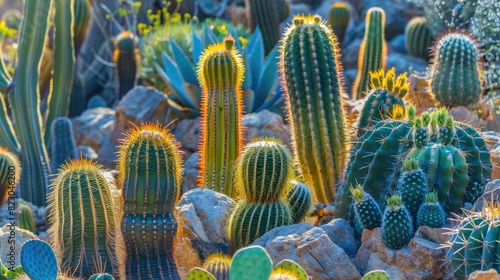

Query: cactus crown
left=402, top=158, right=420, bottom=172
left=350, top=184, right=365, bottom=203
left=369, top=68, right=409, bottom=98
left=424, top=192, right=438, bottom=204
left=433, top=108, right=455, bottom=145
left=389, top=104, right=405, bottom=120
left=287, top=14, right=333, bottom=37
left=114, top=31, right=137, bottom=51
left=386, top=194, right=403, bottom=210
left=203, top=252, right=232, bottom=277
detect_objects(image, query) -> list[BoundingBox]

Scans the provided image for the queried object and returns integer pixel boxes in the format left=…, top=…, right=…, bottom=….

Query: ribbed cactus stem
left=0, top=147, right=20, bottom=206
left=286, top=180, right=313, bottom=223
left=202, top=253, right=231, bottom=280
left=245, top=0, right=286, bottom=55
left=280, top=15, right=347, bottom=203
left=73, top=0, right=91, bottom=55
left=328, top=2, right=351, bottom=44
left=114, top=31, right=139, bottom=99
left=352, top=7, right=387, bottom=100
left=197, top=36, right=244, bottom=198
left=50, top=117, right=78, bottom=172
left=381, top=194, right=413, bottom=250
left=17, top=204, right=36, bottom=233
left=405, top=17, right=432, bottom=60
left=47, top=159, right=119, bottom=278
left=417, top=192, right=444, bottom=228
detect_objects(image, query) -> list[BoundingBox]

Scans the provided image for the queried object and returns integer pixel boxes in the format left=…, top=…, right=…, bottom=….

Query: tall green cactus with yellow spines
left=357, top=68, right=409, bottom=136
left=47, top=159, right=119, bottom=278
left=352, top=7, right=387, bottom=100
left=405, top=17, right=432, bottom=60
left=328, top=2, right=351, bottom=44
left=113, top=31, right=140, bottom=99
left=73, top=0, right=91, bottom=55
left=280, top=15, right=347, bottom=204
left=0, top=147, right=20, bottom=207
left=430, top=32, right=482, bottom=107
left=245, top=0, right=288, bottom=55
left=117, top=123, right=182, bottom=280
left=197, top=37, right=244, bottom=197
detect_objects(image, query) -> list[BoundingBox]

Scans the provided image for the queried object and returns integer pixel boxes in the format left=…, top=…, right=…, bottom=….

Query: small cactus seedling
left=362, top=270, right=391, bottom=280
left=286, top=180, right=313, bottom=223
left=328, top=2, right=351, bottom=44
left=202, top=253, right=231, bottom=280
left=17, top=203, right=36, bottom=233
left=395, top=158, right=429, bottom=223
left=405, top=17, right=432, bottom=60
left=417, top=192, right=445, bottom=228
left=113, top=31, right=140, bottom=99
left=381, top=195, right=414, bottom=250
left=20, top=240, right=58, bottom=280
left=351, top=185, right=382, bottom=230
left=0, top=147, right=20, bottom=207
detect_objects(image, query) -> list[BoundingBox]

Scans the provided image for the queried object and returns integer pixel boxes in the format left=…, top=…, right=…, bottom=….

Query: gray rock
left=242, top=110, right=292, bottom=150
left=173, top=117, right=200, bottom=157
left=343, top=69, right=358, bottom=99
left=473, top=179, right=500, bottom=211
left=341, top=38, right=362, bottom=71
left=0, top=225, right=39, bottom=267
left=76, top=145, right=98, bottom=160
left=414, top=226, right=449, bottom=246
left=386, top=52, right=427, bottom=74
left=96, top=140, right=118, bottom=169
left=320, top=219, right=358, bottom=257
left=253, top=223, right=362, bottom=280
left=72, top=107, right=116, bottom=152
left=182, top=153, right=200, bottom=194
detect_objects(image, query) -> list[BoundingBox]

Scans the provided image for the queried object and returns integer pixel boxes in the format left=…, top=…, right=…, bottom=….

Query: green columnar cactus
left=20, top=240, right=58, bottom=280
left=328, top=2, right=351, bottom=44
left=395, top=158, right=428, bottom=221
left=87, top=95, right=107, bottom=109
left=352, top=7, right=387, bottom=100
left=17, top=204, right=36, bottom=233
left=280, top=15, right=347, bottom=203
left=430, top=32, right=482, bottom=107
left=351, top=185, right=382, bottom=230
left=335, top=105, right=414, bottom=223
left=245, top=0, right=287, bottom=55
left=197, top=37, right=244, bottom=197
left=44, top=0, right=76, bottom=147
left=69, top=73, right=87, bottom=117
left=73, top=0, right=91, bottom=55
left=228, top=139, right=293, bottom=251
left=417, top=192, right=444, bottom=228
left=362, top=270, right=390, bottom=280
left=381, top=195, right=413, bottom=250
left=0, top=148, right=20, bottom=206
left=405, top=17, right=432, bottom=60
left=286, top=180, right=313, bottom=223
left=113, top=31, right=140, bottom=99
left=202, top=253, right=231, bottom=280
left=357, top=68, right=409, bottom=136
left=408, top=111, right=469, bottom=216
left=117, top=123, right=182, bottom=280
left=47, top=159, right=119, bottom=278
left=50, top=117, right=78, bottom=172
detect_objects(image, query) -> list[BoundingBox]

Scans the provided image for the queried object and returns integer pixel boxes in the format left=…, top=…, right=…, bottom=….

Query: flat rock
left=386, top=52, right=427, bottom=74
left=242, top=110, right=292, bottom=150
left=474, top=179, right=500, bottom=211
left=172, top=117, right=200, bottom=157
left=72, top=107, right=116, bottom=152
left=320, top=218, right=358, bottom=257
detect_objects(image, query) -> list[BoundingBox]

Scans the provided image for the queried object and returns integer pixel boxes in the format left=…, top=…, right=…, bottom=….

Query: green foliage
left=328, top=2, right=351, bottom=44
left=280, top=15, right=347, bottom=203
left=0, top=148, right=20, bottom=207
left=286, top=180, right=313, bottom=223
left=17, top=204, right=35, bottom=233
left=417, top=192, right=445, bottom=228
left=381, top=195, right=414, bottom=250
left=50, top=117, right=78, bottom=172
left=405, top=17, right=432, bottom=60
left=351, top=185, right=382, bottom=230
left=20, top=240, right=58, bottom=280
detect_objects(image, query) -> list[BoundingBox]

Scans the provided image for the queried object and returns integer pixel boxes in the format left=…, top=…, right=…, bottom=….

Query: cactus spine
left=405, top=17, right=432, bottom=60
left=430, top=32, right=482, bottom=107
left=228, top=138, right=293, bottom=251
left=328, top=2, right=351, bottom=44
left=47, top=159, right=119, bottom=278
left=381, top=195, right=413, bottom=250
left=50, top=117, right=78, bottom=172
left=352, top=7, right=387, bottom=100
left=280, top=15, right=347, bottom=203
left=417, top=192, right=444, bottom=228
left=113, top=31, right=140, bottom=99
left=286, top=180, right=313, bottom=223
left=17, top=204, right=36, bottom=233
left=117, top=123, right=182, bottom=280
left=0, top=148, right=20, bottom=206
left=197, top=37, right=244, bottom=197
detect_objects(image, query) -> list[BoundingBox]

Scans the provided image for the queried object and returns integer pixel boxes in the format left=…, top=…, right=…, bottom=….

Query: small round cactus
left=17, top=203, right=36, bottom=233
left=417, top=192, right=445, bottom=228
left=395, top=158, right=429, bottom=222
left=351, top=185, right=382, bottom=230
left=381, top=195, right=414, bottom=250
left=202, top=253, right=231, bottom=280
left=286, top=180, right=313, bottom=223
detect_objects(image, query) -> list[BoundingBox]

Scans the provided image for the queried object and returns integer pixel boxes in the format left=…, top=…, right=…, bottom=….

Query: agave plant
left=154, top=25, right=281, bottom=118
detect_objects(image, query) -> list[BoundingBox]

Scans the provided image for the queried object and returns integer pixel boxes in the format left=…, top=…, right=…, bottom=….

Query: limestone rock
left=414, top=226, right=449, bottom=246
left=320, top=219, right=358, bottom=257
left=469, top=269, right=499, bottom=280
left=0, top=224, right=39, bottom=267
left=72, top=107, right=116, bottom=152
left=242, top=110, right=291, bottom=150
left=76, top=145, right=98, bottom=160
left=474, top=179, right=500, bottom=211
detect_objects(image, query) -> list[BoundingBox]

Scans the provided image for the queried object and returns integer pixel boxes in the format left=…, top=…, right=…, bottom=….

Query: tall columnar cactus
left=202, top=253, right=231, bottom=280
left=395, top=158, right=428, bottom=222
left=73, top=0, right=91, bottom=55
left=286, top=180, right=313, bottom=223
left=405, top=17, right=432, bottom=60
left=50, top=117, right=78, bottom=172
left=381, top=194, right=413, bottom=250
left=0, top=147, right=20, bottom=206
left=408, top=110, right=469, bottom=216
left=357, top=68, right=409, bottom=136
left=197, top=37, right=244, bottom=197
left=430, top=32, right=482, bottom=107
left=417, top=192, right=445, bottom=228
left=228, top=139, right=293, bottom=251
left=245, top=0, right=289, bottom=55
left=335, top=105, right=414, bottom=223
left=113, top=31, right=140, bottom=99
left=328, top=2, right=351, bottom=44
left=47, top=159, right=119, bottom=278
left=117, top=123, right=182, bottom=280
left=352, top=7, right=387, bottom=100
left=17, top=203, right=36, bottom=233
left=280, top=15, right=347, bottom=203
left=351, top=185, right=382, bottom=230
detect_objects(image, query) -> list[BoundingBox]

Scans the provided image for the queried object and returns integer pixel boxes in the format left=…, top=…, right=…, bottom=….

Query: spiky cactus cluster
left=280, top=14, right=347, bottom=203
left=50, top=117, right=77, bottom=172
left=357, top=68, right=409, bottom=136
left=0, top=147, right=20, bottom=206
left=47, top=159, right=119, bottom=278
left=352, top=7, right=387, bottom=100
left=117, top=123, right=182, bottom=280
left=430, top=32, right=482, bottom=107
left=197, top=36, right=244, bottom=198
left=405, top=17, right=432, bottom=60
left=113, top=31, right=140, bottom=99
left=381, top=195, right=414, bottom=250
left=328, top=2, right=351, bottom=44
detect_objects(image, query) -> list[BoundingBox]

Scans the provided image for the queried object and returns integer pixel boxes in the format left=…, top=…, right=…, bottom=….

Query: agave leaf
left=183, top=82, right=202, bottom=109
left=192, top=27, right=203, bottom=67
left=254, top=45, right=279, bottom=110
left=242, top=89, right=255, bottom=114
left=241, top=52, right=252, bottom=98
left=201, top=24, right=217, bottom=47
left=246, top=27, right=263, bottom=53
left=256, top=83, right=284, bottom=112
left=170, top=37, right=199, bottom=86
left=167, top=98, right=199, bottom=118
left=155, top=57, right=196, bottom=110
left=246, top=29, right=264, bottom=92
left=228, top=25, right=242, bottom=51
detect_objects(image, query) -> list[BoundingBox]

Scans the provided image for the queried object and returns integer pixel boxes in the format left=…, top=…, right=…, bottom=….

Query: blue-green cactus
left=20, top=240, right=58, bottom=280
left=381, top=195, right=413, bottom=250
left=50, top=117, right=78, bottom=172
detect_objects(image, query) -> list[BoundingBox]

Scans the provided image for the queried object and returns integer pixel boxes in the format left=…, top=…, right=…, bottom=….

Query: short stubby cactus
left=351, top=185, right=382, bottom=230
left=328, top=2, right=351, bottom=44
left=352, top=7, right=387, bottom=100
left=357, top=68, right=409, bottom=136
left=50, top=117, right=78, bottom=172
left=0, top=147, right=20, bottom=206
left=202, top=253, right=231, bottom=280
left=395, top=158, right=429, bottom=222
left=430, top=32, right=482, bottom=107
left=197, top=36, right=245, bottom=198
left=47, top=159, right=119, bottom=278
left=280, top=15, right=348, bottom=203
left=113, top=31, right=140, bottom=99
left=17, top=203, right=36, bottom=233
left=405, top=17, right=432, bottom=60
left=286, top=180, right=313, bottom=223
left=417, top=192, right=445, bottom=228
left=117, top=123, right=183, bottom=280
left=381, top=195, right=414, bottom=250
